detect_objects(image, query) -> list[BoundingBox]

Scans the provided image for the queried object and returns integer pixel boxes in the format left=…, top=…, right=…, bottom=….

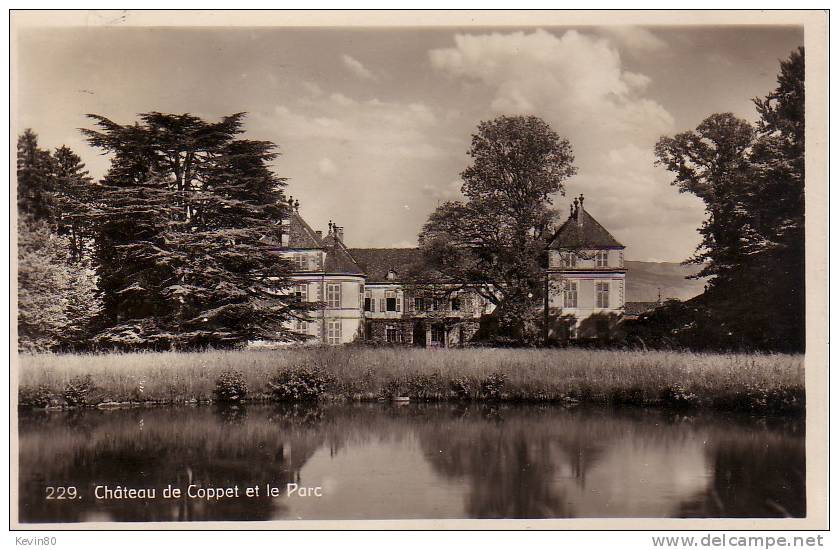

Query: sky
left=14, top=24, right=803, bottom=261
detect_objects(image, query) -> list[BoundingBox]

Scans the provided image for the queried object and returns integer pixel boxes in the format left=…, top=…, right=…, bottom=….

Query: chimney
left=294, top=199, right=300, bottom=212
left=315, top=230, right=322, bottom=239
left=576, top=194, right=584, bottom=226
left=335, top=225, right=344, bottom=242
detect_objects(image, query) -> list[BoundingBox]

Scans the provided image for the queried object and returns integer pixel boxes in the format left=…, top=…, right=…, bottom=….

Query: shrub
left=479, top=372, right=506, bottom=400
left=379, top=378, right=405, bottom=399
left=406, top=373, right=443, bottom=400
left=450, top=377, right=473, bottom=400
left=19, top=385, right=54, bottom=408
left=214, top=370, right=248, bottom=403
left=660, top=383, right=699, bottom=408
left=610, top=386, right=647, bottom=406
left=63, top=374, right=94, bottom=406
left=268, top=366, right=331, bottom=401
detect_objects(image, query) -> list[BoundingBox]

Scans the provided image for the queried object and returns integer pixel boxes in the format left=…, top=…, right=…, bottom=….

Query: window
left=364, top=291, right=372, bottom=312
left=385, top=326, right=404, bottom=343
left=292, top=283, right=308, bottom=302
left=384, top=291, right=401, bottom=312
left=327, top=319, right=341, bottom=344
left=430, top=325, right=445, bottom=343
left=561, top=253, right=577, bottom=268
left=414, top=297, right=426, bottom=312
left=292, top=253, right=307, bottom=271
left=450, top=296, right=461, bottom=311
left=564, top=281, right=578, bottom=308
left=386, top=270, right=397, bottom=280
left=327, top=283, right=341, bottom=309
left=596, top=281, right=610, bottom=308
left=294, top=319, right=307, bottom=333
left=595, top=251, right=609, bottom=267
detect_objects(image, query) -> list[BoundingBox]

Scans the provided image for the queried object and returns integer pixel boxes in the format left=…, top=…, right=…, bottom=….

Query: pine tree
left=52, top=145, right=95, bottom=263
left=17, top=129, right=57, bottom=224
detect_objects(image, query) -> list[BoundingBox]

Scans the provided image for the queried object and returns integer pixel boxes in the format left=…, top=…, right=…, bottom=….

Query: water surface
left=18, top=403, right=805, bottom=522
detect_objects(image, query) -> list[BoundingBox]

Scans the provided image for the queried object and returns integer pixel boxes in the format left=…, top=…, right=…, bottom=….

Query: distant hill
left=625, top=261, right=707, bottom=302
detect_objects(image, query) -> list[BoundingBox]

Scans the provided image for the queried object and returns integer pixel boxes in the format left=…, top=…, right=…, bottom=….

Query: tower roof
left=548, top=206, right=624, bottom=249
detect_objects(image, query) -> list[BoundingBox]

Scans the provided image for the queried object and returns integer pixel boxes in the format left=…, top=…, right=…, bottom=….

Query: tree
left=82, top=112, right=308, bottom=349
left=412, top=115, right=576, bottom=343
left=17, top=129, right=57, bottom=224
left=653, top=48, right=805, bottom=351
left=17, top=217, right=101, bottom=352
left=52, top=145, right=96, bottom=263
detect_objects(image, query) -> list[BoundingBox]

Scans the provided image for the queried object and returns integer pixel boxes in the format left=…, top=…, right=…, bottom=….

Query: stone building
left=546, top=196, right=627, bottom=340
left=277, top=195, right=625, bottom=345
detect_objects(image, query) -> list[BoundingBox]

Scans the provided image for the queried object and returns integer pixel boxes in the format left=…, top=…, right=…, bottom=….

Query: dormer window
left=386, top=270, right=397, bottom=280
left=595, top=250, right=609, bottom=268
left=561, top=253, right=577, bottom=268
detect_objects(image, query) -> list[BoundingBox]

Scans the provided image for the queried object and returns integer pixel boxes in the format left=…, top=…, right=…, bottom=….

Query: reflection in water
left=18, top=403, right=804, bottom=522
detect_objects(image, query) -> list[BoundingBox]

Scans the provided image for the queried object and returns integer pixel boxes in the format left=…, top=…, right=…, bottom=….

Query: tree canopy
left=652, top=47, right=805, bottom=351
left=412, top=115, right=576, bottom=343
left=80, top=112, right=308, bottom=349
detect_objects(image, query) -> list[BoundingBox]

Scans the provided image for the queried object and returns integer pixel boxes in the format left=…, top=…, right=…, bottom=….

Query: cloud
left=429, top=29, right=701, bottom=261
left=342, top=54, right=376, bottom=80
left=318, top=157, right=337, bottom=176
left=429, top=29, right=674, bottom=151
left=597, top=26, right=668, bottom=53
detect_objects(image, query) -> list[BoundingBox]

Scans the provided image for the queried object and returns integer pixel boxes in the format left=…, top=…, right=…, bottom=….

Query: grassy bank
left=17, top=347, right=805, bottom=413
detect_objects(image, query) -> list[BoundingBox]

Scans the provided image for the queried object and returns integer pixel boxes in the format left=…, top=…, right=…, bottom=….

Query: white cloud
left=318, top=157, right=337, bottom=176
left=342, top=54, right=376, bottom=80
left=429, top=29, right=674, bottom=151
left=429, top=29, right=701, bottom=261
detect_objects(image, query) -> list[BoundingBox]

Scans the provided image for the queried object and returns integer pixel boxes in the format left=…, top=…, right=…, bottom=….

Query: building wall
left=284, top=273, right=365, bottom=344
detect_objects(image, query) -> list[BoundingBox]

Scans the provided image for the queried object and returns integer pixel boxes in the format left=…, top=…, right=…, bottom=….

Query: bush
left=406, top=373, right=443, bottom=400
left=19, top=385, right=54, bottom=408
left=450, top=377, right=473, bottom=400
left=660, top=383, right=699, bottom=408
left=63, top=374, right=94, bottom=406
left=268, top=366, right=331, bottom=401
left=214, top=370, right=248, bottom=403
left=479, top=372, right=506, bottom=400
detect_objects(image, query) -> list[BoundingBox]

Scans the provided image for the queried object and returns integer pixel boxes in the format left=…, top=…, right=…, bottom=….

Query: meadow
left=17, top=346, right=805, bottom=412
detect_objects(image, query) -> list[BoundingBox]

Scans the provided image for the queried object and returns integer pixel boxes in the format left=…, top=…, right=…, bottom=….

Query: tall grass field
left=17, top=347, right=804, bottom=412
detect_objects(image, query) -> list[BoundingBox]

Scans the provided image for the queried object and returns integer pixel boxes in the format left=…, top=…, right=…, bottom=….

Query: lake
left=17, top=403, right=805, bottom=522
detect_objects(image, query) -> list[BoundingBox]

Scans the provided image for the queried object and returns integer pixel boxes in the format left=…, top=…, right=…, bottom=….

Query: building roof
left=348, top=248, right=421, bottom=283
left=549, top=207, right=624, bottom=250
left=287, top=211, right=324, bottom=249
left=322, top=235, right=366, bottom=275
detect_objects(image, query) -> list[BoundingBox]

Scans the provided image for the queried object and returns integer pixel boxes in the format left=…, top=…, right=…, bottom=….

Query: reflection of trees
left=416, top=405, right=615, bottom=518
left=18, top=406, right=325, bottom=522
left=677, top=418, right=806, bottom=518
left=19, top=404, right=807, bottom=522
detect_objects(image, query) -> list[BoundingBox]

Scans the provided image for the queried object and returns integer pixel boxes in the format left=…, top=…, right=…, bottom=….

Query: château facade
left=277, top=195, right=625, bottom=346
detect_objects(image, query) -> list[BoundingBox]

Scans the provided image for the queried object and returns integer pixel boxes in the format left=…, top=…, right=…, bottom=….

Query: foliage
left=268, top=366, right=332, bottom=401
left=213, top=370, right=249, bottom=403
left=18, top=385, right=54, bottom=408
left=63, top=374, right=95, bottom=406
left=479, top=372, right=507, bottom=400
left=653, top=48, right=805, bottom=352
left=81, top=112, right=311, bottom=349
left=411, top=115, right=576, bottom=343
left=17, top=218, right=102, bottom=352
left=450, top=376, right=473, bottom=399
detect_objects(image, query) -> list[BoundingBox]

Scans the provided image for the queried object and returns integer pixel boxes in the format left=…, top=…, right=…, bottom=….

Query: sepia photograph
left=9, top=9, right=828, bottom=532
